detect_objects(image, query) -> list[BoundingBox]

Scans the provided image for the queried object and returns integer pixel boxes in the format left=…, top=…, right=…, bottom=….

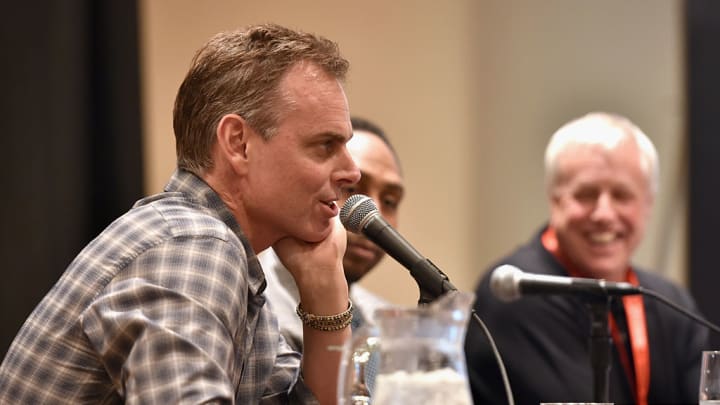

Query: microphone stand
left=411, top=258, right=458, bottom=305
left=581, top=286, right=720, bottom=402
left=586, top=296, right=612, bottom=403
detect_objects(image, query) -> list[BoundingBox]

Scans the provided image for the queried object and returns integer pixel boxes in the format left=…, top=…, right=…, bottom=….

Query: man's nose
left=591, top=193, right=617, bottom=221
left=334, top=148, right=361, bottom=186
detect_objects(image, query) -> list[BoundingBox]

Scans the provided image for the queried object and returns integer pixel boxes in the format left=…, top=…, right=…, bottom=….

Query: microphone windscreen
left=340, top=194, right=376, bottom=233
left=490, top=264, right=522, bottom=302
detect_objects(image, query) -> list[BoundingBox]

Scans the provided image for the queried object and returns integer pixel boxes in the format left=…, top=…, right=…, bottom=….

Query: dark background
left=0, top=1, right=144, bottom=355
left=687, top=0, right=720, bottom=350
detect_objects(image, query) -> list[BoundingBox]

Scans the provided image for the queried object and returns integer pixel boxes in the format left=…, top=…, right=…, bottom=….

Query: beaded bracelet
left=296, top=300, right=353, bottom=331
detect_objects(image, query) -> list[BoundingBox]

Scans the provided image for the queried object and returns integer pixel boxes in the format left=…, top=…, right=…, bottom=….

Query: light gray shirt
left=259, top=248, right=391, bottom=351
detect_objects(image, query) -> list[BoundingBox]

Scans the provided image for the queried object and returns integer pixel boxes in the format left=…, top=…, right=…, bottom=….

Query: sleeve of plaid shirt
left=79, top=234, right=314, bottom=404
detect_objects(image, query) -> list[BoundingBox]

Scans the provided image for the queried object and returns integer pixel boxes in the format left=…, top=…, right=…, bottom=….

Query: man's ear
left=216, top=114, right=250, bottom=174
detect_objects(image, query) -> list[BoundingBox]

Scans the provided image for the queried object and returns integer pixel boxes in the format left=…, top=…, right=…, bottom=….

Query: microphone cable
left=639, top=286, right=720, bottom=334
left=470, top=309, right=515, bottom=405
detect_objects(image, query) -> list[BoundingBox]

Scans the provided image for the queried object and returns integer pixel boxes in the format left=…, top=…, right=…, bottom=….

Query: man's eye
left=381, top=196, right=401, bottom=210
left=314, top=139, right=339, bottom=157
left=612, top=189, right=634, bottom=203
left=320, top=141, right=334, bottom=153
left=574, top=189, right=598, bottom=202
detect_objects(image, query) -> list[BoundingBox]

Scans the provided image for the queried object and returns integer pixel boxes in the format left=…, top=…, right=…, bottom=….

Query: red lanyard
left=541, top=227, right=649, bottom=405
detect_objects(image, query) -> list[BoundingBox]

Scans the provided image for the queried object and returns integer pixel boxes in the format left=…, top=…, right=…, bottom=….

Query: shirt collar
left=160, top=169, right=267, bottom=295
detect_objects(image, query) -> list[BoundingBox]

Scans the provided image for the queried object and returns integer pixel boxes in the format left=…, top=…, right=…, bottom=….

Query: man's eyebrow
left=359, top=171, right=405, bottom=192
left=303, top=131, right=349, bottom=148
left=385, top=183, right=405, bottom=194
left=318, top=131, right=351, bottom=142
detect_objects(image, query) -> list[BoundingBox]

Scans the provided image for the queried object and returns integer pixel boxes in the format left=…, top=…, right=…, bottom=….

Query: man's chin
left=299, top=225, right=332, bottom=244
left=578, top=261, right=628, bottom=281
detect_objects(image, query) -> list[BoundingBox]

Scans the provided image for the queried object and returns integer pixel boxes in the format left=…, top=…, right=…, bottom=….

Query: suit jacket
left=464, top=226, right=709, bottom=405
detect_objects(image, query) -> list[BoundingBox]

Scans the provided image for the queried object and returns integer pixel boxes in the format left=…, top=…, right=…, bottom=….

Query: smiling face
left=341, top=130, right=404, bottom=283
left=241, top=61, right=360, bottom=248
left=548, top=138, right=653, bottom=281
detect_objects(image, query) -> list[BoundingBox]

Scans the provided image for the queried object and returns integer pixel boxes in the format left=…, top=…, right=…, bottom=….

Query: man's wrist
left=296, top=300, right=353, bottom=331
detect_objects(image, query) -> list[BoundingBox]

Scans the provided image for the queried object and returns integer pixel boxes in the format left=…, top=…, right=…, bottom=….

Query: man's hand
left=273, top=217, right=347, bottom=295
left=273, top=217, right=351, bottom=405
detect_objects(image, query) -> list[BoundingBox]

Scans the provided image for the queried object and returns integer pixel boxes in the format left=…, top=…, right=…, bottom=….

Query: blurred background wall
left=5, top=0, right=720, bottom=355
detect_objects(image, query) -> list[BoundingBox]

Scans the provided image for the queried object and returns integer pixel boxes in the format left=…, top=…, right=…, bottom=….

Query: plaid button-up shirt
left=0, top=169, right=316, bottom=404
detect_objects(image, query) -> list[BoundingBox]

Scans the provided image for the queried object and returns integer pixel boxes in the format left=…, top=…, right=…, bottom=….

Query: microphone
left=490, top=264, right=642, bottom=302
left=339, top=194, right=457, bottom=303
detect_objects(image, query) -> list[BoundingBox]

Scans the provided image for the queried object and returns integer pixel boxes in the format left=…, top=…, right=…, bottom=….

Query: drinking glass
left=700, top=350, right=720, bottom=404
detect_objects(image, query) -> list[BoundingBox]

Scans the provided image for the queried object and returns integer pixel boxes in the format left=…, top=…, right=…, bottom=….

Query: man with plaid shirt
left=0, top=23, right=360, bottom=404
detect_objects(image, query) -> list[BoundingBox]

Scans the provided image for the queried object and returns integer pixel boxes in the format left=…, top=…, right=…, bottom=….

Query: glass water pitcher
left=338, top=290, right=475, bottom=405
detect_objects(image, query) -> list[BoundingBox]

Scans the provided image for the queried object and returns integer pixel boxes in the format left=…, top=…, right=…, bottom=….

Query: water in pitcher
left=373, top=368, right=471, bottom=405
